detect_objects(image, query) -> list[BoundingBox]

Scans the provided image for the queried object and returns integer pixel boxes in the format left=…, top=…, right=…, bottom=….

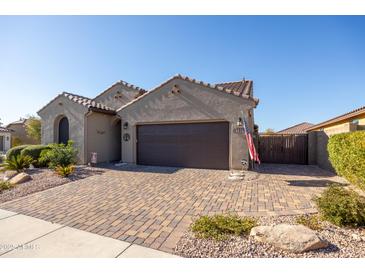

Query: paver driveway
left=0, top=164, right=344, bottom=253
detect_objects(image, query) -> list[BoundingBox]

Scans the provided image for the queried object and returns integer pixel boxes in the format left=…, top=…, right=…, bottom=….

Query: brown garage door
left=137, top=122, right=229, bottom=170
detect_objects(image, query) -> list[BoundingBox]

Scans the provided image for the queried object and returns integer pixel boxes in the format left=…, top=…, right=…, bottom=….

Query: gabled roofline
left=93, top=80, right=147, bottom=101
left=308, top=105, right=365, bottom=131
left=117, top=74, right=259, bottom=112
left=37, top=93, right=69, bottom=115
left=37, top=92, right=116, bottom=116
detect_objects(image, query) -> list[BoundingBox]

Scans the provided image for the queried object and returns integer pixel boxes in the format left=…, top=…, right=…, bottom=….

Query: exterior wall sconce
left=123, top=122, right=129, bottom=130
left=237, top=117, right=243, bottom=127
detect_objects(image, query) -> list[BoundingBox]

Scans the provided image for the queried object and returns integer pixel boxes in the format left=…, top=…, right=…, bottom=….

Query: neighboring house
left=6, top=119, right=39, bottom=146
left=276, top=122, right=314, bottom=135
left=38, top=74, right=259, bottom=170
left=0, top=127, right=11, bottom=153
left=307, top=105, right=365, bottom=171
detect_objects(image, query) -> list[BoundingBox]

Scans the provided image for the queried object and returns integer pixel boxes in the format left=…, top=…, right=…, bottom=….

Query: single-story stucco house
left=0, top=127, right=11, bottom=153
left=38, top=74, right=259, bottom=170
left=7, top=118, right=39, bottom=146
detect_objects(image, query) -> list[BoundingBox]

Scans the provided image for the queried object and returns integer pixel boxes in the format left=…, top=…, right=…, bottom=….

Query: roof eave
left=308, top=108, right=365, bottom=131
left=88, top=107, right=116, bottom=115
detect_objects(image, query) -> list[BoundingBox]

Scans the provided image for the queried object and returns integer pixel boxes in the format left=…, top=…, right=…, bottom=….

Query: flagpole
left=241, top=110, right=251, bottom=170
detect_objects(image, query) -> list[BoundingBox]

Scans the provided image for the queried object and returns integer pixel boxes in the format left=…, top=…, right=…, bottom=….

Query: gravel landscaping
left=0, top=166, right=104, bottom=203
left=175, top=215, right=365, bottom=258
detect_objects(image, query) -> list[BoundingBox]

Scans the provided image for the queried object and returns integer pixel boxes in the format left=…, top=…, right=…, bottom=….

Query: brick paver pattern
left=0, top=164, right=343, bottom=253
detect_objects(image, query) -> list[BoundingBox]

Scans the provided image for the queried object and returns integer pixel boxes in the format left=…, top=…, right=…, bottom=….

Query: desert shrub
left=25, top=116, right=41, bottom=143
left=6, top=145, right=29, bottom=159
left=296, top=214, right=323, bottom=231
left=3, top=155, right=33, bottom=172
left=314, top=185, right=365, bottom=227
left=55, top=165, right=75, bottom=177
left=328, top=131, right=365, bottom=189
left=20, top=145, right=50, bottom=167
left=191, top=214, right=257, bottom=241
left=11, top=137, right=23, bottom=147
left=38, top=149, right=50, bottom=168
left=0, top=180, right=14, bottom=192
left=40, top=140, right=77, bottom=169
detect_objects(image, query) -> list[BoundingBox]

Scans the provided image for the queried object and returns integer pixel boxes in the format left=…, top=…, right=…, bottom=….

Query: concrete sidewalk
left=0, top=209, right=179, bottom=258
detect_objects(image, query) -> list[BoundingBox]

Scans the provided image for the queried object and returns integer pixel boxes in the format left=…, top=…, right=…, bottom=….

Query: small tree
left=0, top=118, right=3, bottom=127
left=264, top=128, right=276, bottom=134
left=25, top=115, right=41, bottom=144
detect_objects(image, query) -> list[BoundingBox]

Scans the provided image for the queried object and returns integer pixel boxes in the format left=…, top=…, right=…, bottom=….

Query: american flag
left=242, top=117, right=261, bottom=164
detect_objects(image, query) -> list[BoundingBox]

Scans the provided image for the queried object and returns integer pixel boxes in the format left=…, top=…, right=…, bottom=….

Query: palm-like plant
left=4, top=155, right=33, bottom=172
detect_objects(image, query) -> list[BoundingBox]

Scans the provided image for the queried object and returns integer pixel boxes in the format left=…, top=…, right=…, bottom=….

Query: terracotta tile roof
left=0, top=126, right=11, bottom=133
left=215, top=80, right=252, bottom=97
left=38, top=92, right=116, bottom=115
left=308, top=105, right=365, bottom=131
left=277, top=122, right=314, bottom=134
left=117, top=74, right=259, bottom=112
left=94, top=80, right=148, bottom=101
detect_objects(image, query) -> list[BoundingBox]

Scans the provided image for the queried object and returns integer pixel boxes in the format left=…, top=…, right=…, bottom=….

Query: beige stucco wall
left=38, top=95, right=88, bottom=164
left=0, top=132, right=11, bottom=152
left=7, top=123, right=38, bottom=146
left=118, top=78, right=256, bottom=170
left=86, top=112, right=121, bottom=163
left=308, top=118, right=361, bottom=172
left=94, top=83, right=144, bottom=110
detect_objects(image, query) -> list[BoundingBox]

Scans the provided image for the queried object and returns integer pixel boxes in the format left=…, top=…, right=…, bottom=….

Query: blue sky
left=0, top=16, right=364, bottom=131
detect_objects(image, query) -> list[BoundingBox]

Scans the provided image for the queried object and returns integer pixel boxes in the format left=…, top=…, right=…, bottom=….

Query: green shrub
left=191, top=214, right=257, bottom=241
left=38, top=149, right=50, bottom=168
left=314, top=185, right=365, bottom=227
left=3, top=155, right=33, bottom=172
left=328, top=131, right=365, bottom=189
left=6, top=145, right=29, bottom=159
left=296, top=214, right=323, bottom=231
left=20, top=145, right=50, bottom=167
left=40, top=141, right=77, bottom=169
left=0, top=180, right=14, bottom=192
left=55, top=164, right=75, bottom=177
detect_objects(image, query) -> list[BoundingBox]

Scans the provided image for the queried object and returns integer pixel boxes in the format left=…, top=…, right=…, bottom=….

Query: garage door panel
left=137, top=122, right=229, bottom=170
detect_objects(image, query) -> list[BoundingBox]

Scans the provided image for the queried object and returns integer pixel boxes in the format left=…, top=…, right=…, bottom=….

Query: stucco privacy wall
left=38, top=96, right=88, bottom=163
left=86, top=112, right=121, bottom=163
left=94, top=82, right=144, bottom=110
left=308, top=122, right=359, bottom=172
left=118, top=78, right=256, bottom=170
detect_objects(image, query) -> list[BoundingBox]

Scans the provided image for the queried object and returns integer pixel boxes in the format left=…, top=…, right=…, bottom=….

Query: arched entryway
left=58, top=116, right=69, bottom=144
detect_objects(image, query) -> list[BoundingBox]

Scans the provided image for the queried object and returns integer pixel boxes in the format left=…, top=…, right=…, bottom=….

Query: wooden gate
left=258, top=134, right=308, bottom=164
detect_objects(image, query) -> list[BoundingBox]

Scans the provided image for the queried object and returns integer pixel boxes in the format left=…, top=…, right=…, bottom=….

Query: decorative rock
left=351, top=233, right=362, bottom=242
left=9, top=172, right=31, bottom=185
left=250, top=224, right=328, bottom=253
left=3, top=170, right=18, bottom=181
left=250, top=226, right=273, bottom=242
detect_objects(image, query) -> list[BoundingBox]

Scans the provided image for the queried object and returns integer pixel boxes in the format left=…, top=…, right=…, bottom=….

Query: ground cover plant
left=191, top=214, right=257, bottom=241
left=314, top=185, right=365, bottom=227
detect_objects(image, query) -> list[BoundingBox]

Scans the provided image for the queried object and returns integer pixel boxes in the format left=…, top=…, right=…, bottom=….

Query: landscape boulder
left=9, top=172, right=31, bottom=185
left=2, top=170, right=18, bottom=181
left=250, top=224, right=328, bottom=253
